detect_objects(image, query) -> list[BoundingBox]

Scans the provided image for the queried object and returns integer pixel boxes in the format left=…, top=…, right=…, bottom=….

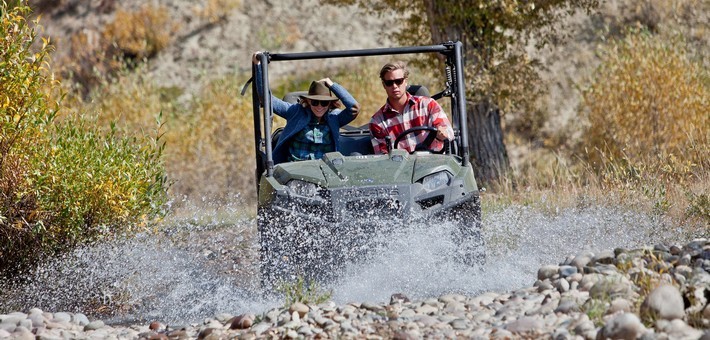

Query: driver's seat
left=407, top=85, right=430, bottom=97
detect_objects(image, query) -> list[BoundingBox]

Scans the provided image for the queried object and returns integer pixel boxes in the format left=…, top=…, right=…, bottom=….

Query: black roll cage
left=251, top=41, right=470, bottom=182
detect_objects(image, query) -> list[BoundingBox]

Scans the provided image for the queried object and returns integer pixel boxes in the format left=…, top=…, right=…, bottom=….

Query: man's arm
left=426, top=99, right=454, bottom=141
left=369, top=114, right=389, bottom=154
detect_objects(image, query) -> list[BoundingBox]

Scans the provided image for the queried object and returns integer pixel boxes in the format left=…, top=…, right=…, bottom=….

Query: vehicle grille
left=343, top=197, right=403, bottom=220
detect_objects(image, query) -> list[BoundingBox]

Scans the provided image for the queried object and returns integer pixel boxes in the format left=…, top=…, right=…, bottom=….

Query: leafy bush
left=0, top=0, right=56, bottom=275
left=28, top=117, right=168, bottom=245
left=1, top=1, right=169, bottom=276
left=582, top=31, right=708, bottom=180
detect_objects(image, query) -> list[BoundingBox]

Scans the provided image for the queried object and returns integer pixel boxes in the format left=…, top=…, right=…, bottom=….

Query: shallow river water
left=0, top=202, right=685, bottom=326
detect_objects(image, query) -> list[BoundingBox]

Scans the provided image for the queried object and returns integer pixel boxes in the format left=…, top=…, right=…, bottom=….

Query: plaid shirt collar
left=382, top=93, right=415, bottom=116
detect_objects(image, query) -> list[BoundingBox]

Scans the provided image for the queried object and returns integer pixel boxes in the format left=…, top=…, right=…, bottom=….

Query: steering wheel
left=393, top=126, right=440, bottom=153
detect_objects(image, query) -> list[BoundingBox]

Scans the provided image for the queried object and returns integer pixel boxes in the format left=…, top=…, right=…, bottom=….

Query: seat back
left=407, top=85, right=430, bottom=97
left=271, top=127, right=284, bottom=147
left=339, top=133, right=374, bottom=156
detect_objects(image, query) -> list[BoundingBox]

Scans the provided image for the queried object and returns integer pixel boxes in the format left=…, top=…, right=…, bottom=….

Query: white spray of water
left=332, top=205, right=680, bottom=304
left=0, top=204, right=684, bottom=325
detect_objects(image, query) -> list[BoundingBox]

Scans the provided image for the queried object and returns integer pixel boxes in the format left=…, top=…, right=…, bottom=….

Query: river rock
left=598, top=313, right=646, bottom=340
left=641, top=285, right=685, bottom=321
left=1, top=239, right=708, bottom=339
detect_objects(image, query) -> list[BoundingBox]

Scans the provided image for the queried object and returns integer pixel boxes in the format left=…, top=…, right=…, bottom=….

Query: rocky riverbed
left=1, top=238, right=708, bottom=339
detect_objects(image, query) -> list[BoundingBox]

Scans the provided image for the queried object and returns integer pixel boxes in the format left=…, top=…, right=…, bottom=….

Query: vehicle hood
left=272, top=150, right=465, bottom=188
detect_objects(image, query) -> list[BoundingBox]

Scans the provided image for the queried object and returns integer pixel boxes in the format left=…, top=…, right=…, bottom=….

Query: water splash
left=0, top=228, right=276, bottom=325
left=332, top=205, right=682, bottom=304
left=0, top=203, right=687, bottom=325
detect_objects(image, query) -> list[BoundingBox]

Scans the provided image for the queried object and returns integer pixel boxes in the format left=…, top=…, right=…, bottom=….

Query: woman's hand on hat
left=318, top=78, right=334, bottom=88
left=252, top=51, right=262, bottom=65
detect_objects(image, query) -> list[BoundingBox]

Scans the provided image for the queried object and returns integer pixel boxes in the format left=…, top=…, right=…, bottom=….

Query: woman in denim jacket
left=252, top=52, right=360, bottom=164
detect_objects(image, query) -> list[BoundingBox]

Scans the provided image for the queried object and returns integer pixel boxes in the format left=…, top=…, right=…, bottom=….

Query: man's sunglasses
left=383, top=78, right=406, bottom=87
left=310, top=99, right=333, bottom=107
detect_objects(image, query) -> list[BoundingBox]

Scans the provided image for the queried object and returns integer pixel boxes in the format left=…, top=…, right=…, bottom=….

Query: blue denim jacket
left=254, top=68, right=359, bottom=164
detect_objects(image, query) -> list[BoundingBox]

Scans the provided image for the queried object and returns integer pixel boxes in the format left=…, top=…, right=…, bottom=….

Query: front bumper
left=264, top=179, right=480, bottom=224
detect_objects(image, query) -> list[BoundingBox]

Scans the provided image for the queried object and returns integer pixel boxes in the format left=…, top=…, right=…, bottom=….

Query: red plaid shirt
left=369, top=94, right=454, bottom=154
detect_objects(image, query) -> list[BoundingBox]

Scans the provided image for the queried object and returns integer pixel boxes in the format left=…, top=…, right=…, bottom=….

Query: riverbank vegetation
left=1, top=2, right=169, bottom=277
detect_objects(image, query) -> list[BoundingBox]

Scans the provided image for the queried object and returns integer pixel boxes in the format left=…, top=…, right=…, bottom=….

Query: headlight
left=421, top=171, right=451, bottom=191
left=286, top=179, right=321, bottom=197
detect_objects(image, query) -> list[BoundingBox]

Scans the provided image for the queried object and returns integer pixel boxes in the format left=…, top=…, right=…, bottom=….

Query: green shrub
left=28, top=116, right=168, bottom=246
left=1, top=1, right=170, bottom=276
left=0, top=0, right=57, bottom=275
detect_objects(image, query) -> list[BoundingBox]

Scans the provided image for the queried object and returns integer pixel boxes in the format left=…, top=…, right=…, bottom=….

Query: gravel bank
left=1, top=239, right=708, bottom=339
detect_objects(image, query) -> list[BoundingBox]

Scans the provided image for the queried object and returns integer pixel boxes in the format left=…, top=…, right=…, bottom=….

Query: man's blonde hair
left=379, top=61, right=410, bottom=80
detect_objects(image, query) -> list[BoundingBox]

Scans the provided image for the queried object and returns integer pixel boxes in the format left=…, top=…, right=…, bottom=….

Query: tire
left=257, top=207, right=342, bottom=291
left=449, top=197, right=486, bottom=267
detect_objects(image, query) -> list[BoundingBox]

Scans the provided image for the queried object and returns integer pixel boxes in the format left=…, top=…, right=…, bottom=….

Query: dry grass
left=194, top=0, right=241, bottom=24
left=165, top=77, right=255, bottom=203
left=102, top=4, right=178, bottom=61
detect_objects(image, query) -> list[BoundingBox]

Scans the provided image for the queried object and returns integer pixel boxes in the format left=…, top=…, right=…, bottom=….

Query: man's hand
left=436, top=126, right=449, bottom=141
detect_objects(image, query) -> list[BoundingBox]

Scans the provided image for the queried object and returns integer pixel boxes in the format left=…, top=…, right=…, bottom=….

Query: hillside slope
left=34, top=0, right=395, bottom=98
left=34, top=0, right=707, bottom=125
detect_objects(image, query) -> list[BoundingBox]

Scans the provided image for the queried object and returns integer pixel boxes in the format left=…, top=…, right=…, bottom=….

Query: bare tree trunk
left=424, top=0, right=453, bottom=44
left=423, top=0, right=510, bottom=183
left=468, top=100, right=509, bottom=183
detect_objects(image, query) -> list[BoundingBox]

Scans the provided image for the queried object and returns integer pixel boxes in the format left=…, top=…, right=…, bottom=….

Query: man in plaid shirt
left=369, top=61, right=454, bottom=154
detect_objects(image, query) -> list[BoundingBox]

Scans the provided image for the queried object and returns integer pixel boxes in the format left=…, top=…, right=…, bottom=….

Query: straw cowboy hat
left=300, top=81, right=338, bottom=101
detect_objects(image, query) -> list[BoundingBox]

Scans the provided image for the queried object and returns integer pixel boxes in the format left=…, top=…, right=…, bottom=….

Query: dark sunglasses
left=309, top=99, right=333, bottom=107
left=383, top=78, right=406, bottom=87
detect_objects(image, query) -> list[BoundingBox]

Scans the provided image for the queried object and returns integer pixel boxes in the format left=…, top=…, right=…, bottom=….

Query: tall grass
left=582, top=32, right=707, bottom=173
left=581, top=30, right=707, bottom=229
left=166, top=77, right=255, bottom=203
left=486, top=29, right=708, bottom=234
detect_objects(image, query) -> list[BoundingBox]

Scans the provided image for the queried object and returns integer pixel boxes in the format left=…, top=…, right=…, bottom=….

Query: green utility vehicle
left=250, top=42, right=484, bottom=288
